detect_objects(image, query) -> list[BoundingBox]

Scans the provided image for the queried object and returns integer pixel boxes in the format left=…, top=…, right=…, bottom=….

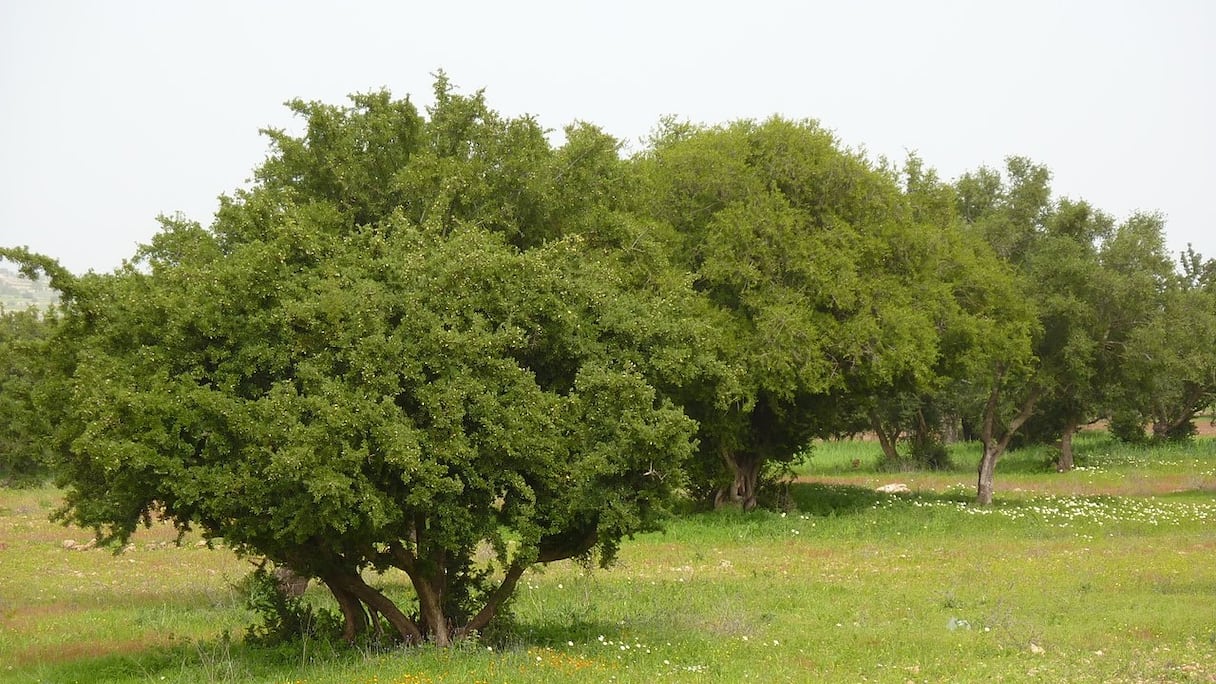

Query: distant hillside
left=0, top=267, right=59, bottom=311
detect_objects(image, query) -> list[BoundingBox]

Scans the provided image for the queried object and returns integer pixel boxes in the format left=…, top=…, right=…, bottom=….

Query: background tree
left=1119, top=247, right=1216, bottom=440
left=1010, top=198, right=1114, bottom=470
left=953, top=158, right=1049, bottom=504
left=858, top=155, right=991, bottom=470
left=636, top=118, right=943, bottom=508
left=1071, top=212, right=1177, bottom=445
left=0, top=305, right=56, bottom=485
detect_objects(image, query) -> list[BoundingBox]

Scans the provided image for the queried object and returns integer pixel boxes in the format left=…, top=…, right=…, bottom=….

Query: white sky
left=1, top=1, right=1212, bottom=275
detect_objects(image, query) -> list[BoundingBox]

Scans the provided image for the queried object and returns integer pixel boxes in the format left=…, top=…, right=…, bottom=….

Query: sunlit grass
left=3, top=434, right=1214, bottom=682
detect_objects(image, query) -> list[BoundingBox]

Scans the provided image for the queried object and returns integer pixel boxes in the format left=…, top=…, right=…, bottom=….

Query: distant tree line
left=1, top=77, right=1213, bottom=643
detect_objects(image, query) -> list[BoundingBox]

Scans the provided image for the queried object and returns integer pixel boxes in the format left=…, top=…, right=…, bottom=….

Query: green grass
left=3, top=434, right=1215, bottom=682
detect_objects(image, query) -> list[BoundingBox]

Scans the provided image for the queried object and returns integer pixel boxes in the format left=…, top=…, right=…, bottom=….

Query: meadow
left=2, top=431, right=1214, bottom=683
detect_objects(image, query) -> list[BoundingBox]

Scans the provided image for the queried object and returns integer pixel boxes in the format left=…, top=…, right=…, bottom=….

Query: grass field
left=2, top=432, right=1214, bottom=683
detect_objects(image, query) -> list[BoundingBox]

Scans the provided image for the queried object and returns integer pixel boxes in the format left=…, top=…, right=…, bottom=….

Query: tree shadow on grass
left=785, top=481, right=890, bottom=516
left=679, top=481, right=976, bottom=525
left=785, top=480, right=980, bottom=515
left=512, top=614, right=638, bottom=648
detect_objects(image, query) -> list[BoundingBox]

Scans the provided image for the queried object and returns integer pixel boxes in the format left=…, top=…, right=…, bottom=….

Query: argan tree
left=4, top=81, right=706, bottom=645
left=1120, top=247, right=1216, bottom=439
left=953, top=159, right=1047, bottom=504
left=636, top=118, right=944, bottom=508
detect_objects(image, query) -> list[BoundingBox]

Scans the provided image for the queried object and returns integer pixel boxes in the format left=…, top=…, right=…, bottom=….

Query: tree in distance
left=0, top=305, right=57, bottom=486
left=636, top=118, right=945, bottom=509
left=1119, top=246, right=1216, bottom=440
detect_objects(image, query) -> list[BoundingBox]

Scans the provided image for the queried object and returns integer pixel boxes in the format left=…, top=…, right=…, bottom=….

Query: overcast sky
left=2, top=1, right=1212, bottom=275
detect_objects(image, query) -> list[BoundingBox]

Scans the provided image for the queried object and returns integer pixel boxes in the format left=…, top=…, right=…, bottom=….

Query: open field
left=2, top=432, right=1214, bottom=683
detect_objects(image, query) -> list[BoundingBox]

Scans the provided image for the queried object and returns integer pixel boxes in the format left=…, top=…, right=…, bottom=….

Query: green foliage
left=1118, top=249, right=1216, bottom=440
left=239, top=566, right=342, bottom=646
left=0, top=307, right=57, bottom=485
left=1107, top=410, right=1149, bottom=445
left=636, top=118, right=947, bottom=507
left=13, top=78, right=703, bottom=646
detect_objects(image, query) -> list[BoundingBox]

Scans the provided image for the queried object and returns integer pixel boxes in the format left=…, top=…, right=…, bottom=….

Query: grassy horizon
left=2, top=433, right=1214, bottom=683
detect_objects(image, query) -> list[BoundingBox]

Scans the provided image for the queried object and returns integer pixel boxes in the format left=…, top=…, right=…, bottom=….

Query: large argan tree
left=4, top=81, right=707, bottom=645
left=952, top=159, right=1047, bottom=504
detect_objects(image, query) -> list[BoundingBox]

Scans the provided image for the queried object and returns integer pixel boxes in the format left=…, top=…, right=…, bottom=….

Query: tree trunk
left=457, top=562, right=527, bottom=639
left=273, top=566, right=310, bottom=598
left=869, top=410, right=901, bottom=463
left=715, top=450, right=761, bottom=511
left=974, top=376, right=1040, bottom=506
left=322, top=576, right=370, bottom=643
left=1056, top=423, right=1076, bottom=472
left=976, top=442, right=998, bottom=506
left=412, top=573, right=450, bottom=647
left=326, top=570, right=424, bottom=645
left=390, top=544, right=453, bottom=646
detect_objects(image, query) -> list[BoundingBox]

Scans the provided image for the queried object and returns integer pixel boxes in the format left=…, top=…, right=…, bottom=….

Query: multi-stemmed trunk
left=975, top=377, right=1040, bottom=506
left=869, top=409, right=902, bottom=463
left=715, top=449, right=762, bottom=511
left=319, top=567, right=424, bottom=644
left=306, top=521, right=598, bottom=646
left=1150, top=383, right=1211, bottom=440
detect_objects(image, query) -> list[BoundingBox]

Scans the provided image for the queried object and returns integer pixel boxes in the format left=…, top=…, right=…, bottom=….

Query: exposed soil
left=12, top=635, right=174, bottom=667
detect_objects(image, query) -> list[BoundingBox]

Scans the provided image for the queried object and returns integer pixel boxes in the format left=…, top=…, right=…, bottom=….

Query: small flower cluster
left=892, top=494, right=1215, bottom=527
left=596, top=634, right=654, bottom=655
left=527, top=646, right=599, bottom=674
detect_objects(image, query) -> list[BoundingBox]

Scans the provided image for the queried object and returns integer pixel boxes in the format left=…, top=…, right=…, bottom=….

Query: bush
left=1108, top=410, right=1149, bottom=445
left=238, top=566, right=340, bottom=646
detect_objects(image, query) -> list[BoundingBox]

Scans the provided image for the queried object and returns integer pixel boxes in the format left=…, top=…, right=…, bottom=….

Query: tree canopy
left=4, top=81, right=708, bottom=645
left=4, top=76, right=1212, bottom=646
left=635, top=118, right=949, bottom=508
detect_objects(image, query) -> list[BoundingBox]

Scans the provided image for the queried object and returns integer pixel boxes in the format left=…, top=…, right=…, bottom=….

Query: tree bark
left=869, top=410, right=901, bottom=463
left=325, top=570, right=424, bottom=645
left=976, top=443, right=998, bottom=506
left=715, top=450, right=761, bottom=511
left=456, top=562, right=527, bottom=639
left=413, top=572, right=450, bottom=647
left=1056, top=423, right=1076, bottom=472
left=975, top=378, right=1040, bottom=506
left=390, top=544, right=452, bottom=646
left=322, top=576, right=370, bottom=643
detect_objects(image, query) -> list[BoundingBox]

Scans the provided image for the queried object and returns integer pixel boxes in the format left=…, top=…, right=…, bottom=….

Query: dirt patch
left=12, top=635, right=172, bottom=667
left=1083, top=418, right=1216, bottom=438
left=1, top=601, right=80, bottom=627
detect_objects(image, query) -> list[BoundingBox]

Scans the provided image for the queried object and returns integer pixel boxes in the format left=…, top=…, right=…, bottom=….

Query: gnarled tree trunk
left=322, top=576, right=370, bottom=643
left=322, top=568, right=424, bottom=645
left=976, top=377, right=1040, bottom=506
left=715, top=449, right=761, bottom=511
